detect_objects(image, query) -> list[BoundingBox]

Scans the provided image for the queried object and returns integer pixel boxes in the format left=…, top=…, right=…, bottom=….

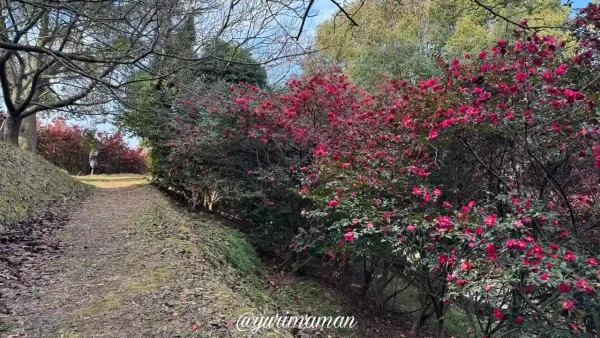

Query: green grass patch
left=217, top=228, right=262, bottom=275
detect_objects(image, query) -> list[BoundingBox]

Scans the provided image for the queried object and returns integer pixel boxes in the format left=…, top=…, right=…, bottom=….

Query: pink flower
left=555, top=64, right=568, bottom=76
left=314, top=144, right=328, bottom=157
left=412, top=187, right=422, bottom=196
left=564, top=251, right=576, bottom=262
left=486, top=244, right=498, bottom=260
left=428, top=129, right=440, bottom=140
left=461, top=261, right=473, bottom=271
left=558, top=282, right=570, bottom=293
left=437, top=255, right=449, bottom=265
left=514, top=316, right=524, bottom=325
left=344, top=232, right=355, bottom=243
left=493, top=308, right=503, bottom=321
left=435, top=216, right=453, bottom=232
left=407, top=225, right=416, bottom=232
left=562, top=299, right=576, bottom=311
left=485, top=214, right=497, bottom=227
left=588, top=257, right=599, bottom=266
left=485, top=285, right=492, bottom=292
left=328, top=200, right=339, bottom=209
left=515, top=73, right=527, bottom=82
left=577, top=278, right=593, bottom=294
left=506, top=240, right=527, bottom=251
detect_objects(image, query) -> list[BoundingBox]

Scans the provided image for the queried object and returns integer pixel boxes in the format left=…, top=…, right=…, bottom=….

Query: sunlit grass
left=74, top=174, right=148, bottom=188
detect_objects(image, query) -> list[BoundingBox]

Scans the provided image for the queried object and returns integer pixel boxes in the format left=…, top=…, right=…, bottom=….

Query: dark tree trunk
left=1, top=114, right=21, bottom=145
left=410, top=302, right=433, bottom=337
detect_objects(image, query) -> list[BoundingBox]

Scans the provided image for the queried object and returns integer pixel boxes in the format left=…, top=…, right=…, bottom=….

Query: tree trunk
left=410, top=303, right=433, bottom=337
left=1, top=114, right=21, bottom=145
left=436, top=317, right=445, bottom=338
left=19, top=114, right=37, bottom=152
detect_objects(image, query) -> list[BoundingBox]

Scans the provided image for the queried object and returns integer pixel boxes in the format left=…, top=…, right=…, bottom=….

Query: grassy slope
left=0, top=141, right=86, bottom=230
left=131, top=187, right=355, bottom=337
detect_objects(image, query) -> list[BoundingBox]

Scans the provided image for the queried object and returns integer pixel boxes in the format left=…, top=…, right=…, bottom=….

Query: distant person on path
left=89, top=150, right=99, bottom=176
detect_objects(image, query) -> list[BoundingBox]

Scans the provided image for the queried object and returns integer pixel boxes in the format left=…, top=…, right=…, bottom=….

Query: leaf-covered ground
left=2, top=176, right=397, bottom=337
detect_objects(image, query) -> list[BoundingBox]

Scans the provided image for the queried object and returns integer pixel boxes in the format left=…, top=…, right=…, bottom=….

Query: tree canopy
left=315, top=0, right=570, bottom=87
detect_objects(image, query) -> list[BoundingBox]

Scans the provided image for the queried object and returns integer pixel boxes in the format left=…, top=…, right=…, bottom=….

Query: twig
left=472, top=0, right=565, bottom=31
left=0, top=272, right=17, bottom=280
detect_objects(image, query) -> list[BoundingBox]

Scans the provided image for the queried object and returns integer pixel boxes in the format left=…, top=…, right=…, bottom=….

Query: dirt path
left=2, top=177, right=270, bottom=338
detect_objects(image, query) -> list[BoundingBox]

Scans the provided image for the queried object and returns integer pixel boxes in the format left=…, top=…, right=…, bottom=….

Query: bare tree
left=0, top=0, right=338, bottom=150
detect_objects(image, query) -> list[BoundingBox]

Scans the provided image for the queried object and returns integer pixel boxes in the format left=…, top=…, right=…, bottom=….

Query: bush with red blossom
left=154, top=5, right=600, bottom=337
left=37, top=118, right=146, bottom=175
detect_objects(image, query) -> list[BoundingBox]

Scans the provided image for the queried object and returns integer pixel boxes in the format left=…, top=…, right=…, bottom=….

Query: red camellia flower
left=515, top=73, right=527, bottom=82
left=562, top=299, right=576, bottom=311
left=486, top=243, right=498, bottom=260
left=506, top=240, right=527, bottom=251
left=435, top=216, right=453, bottom=232
left=558, top=282, right=570, bottom=293
left=344, top=232, right=355, bottom=243
left=493, top=308, right=503, bottom=320
left=564, top=251, right=576, bottom=262
left=514, top=316, right=524, bottom=325
left=328, top=200, right=339, bottom=209
left=485, top=214, right=497, bottom=227
left=438, top=254, right=449, bottom=265
left=555, top=64, right=568, bottom=75
left=588, top=257, right=599, bottom=266
left=461, top=261, right=473, bottom=271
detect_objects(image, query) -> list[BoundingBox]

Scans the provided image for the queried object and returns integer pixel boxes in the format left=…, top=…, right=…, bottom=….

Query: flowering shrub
left=96, top=131, right=147, bottom=174
left=154, top=5, right=600, bottom=337
left=38, top=118, right=146, bottom=174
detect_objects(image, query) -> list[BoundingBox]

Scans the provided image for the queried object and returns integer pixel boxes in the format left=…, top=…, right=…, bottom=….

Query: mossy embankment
left=0, top=141, right=87, bottom=230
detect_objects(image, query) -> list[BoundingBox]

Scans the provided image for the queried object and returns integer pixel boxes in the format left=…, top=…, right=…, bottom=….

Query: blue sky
left=568, top=0, right=592, bottom=9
